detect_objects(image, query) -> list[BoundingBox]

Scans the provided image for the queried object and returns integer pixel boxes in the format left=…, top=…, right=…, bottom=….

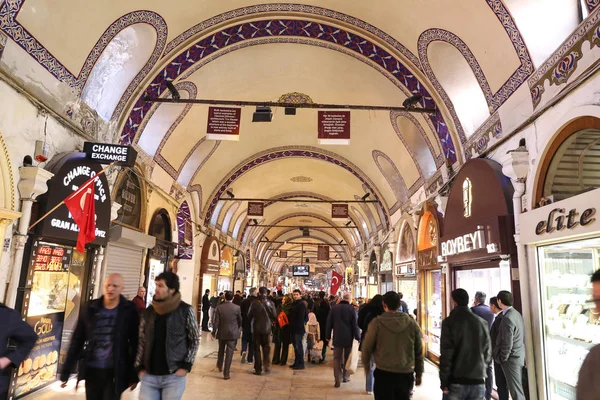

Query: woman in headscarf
left=306, top=312, right=320, bottom=363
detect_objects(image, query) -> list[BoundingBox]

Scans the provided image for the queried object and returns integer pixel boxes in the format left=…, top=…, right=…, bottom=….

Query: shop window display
left=396, top=279, right=417, bottom=313
left=537, top=237, right=600, bottom=400
left=426, top=270, right=443, bottom=355
left=454, top=263, right=511, bottom=305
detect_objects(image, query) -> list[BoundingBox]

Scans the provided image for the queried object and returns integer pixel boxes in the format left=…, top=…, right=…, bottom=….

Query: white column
left=501, top=147, right=539, bottom=400
left=6, top=167, right=53, bottom=307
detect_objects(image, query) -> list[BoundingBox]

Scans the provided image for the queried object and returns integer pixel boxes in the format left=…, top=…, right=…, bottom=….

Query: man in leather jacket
left=136, top=272, right=199, bottom=400
left=440, top=288, right=491, bottom=400
left=248, top=287, right=276, bottom=375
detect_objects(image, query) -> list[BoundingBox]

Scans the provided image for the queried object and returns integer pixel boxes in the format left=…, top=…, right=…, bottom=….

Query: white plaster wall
left=0, top=79, right=85, bottom=301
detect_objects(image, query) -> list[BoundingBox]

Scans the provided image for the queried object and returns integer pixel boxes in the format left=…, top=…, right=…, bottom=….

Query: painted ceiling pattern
left=1, top=0, right=590, bottom=272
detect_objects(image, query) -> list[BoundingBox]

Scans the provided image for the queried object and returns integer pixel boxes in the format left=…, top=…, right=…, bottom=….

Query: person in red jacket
left=132, top=287, right=146, bottom=315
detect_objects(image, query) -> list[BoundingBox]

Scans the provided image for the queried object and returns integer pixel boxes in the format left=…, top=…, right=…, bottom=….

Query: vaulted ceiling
left=0, top=0, right=587, bottom=273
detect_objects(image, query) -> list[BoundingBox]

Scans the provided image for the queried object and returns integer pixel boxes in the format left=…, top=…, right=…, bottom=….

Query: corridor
left=36, top=332, right=442, bottom=400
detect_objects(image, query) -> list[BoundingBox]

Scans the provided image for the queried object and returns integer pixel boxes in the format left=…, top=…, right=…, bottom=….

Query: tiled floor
left=36, top=331, right=442, bottom=399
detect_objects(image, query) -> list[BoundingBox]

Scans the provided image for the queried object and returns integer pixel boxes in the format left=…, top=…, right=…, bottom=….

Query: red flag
left=64, top=177, right=96, bottom=253
left=330, top=270, right=343, bottom=295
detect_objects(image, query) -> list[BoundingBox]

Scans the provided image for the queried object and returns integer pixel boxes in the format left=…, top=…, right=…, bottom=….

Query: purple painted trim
left=177, top=200, right=193, bottom=259
left=118, top=18, right=457, bottom=163
left=203, top=147, right=389, bottom=228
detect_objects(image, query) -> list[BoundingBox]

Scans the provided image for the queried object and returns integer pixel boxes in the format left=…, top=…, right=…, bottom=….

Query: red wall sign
left=332, top=203, right=349, bottom=219
left=207, top=107, right=241, bottom=141
left=247, top=202, right=264, bottom=217
left=318, top=111, right=350, bottom=144
left=317, top=245, right=330, bottom=261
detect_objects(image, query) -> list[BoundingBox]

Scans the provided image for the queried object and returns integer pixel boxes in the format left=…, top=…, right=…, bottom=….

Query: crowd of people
left=1, top=269, right=600, bottom=400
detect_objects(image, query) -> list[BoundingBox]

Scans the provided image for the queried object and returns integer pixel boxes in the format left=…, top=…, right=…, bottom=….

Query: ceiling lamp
left=252, top=106, right=273, bottom=122
left=285, top=107, right=296, bottom=115
left=402, top=93, right=423, bottom=109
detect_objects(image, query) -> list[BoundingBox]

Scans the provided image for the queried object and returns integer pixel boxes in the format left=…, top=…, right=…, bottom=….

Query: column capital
left=18, top=167, right=53, bottom=200
left=0, top=208, right=21, bottom=225
left=500, top=148, right=530, bottom=182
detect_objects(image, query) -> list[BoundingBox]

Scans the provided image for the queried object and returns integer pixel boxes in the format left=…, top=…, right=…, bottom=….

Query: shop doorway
left=145, top=209, right=175, bottom=306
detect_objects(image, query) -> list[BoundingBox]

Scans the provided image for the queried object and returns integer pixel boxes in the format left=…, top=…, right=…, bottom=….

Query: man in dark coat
left=315, top=291, right=331, bottom=363
left=240, top=287, right=257, bottom=364
left=248, top=287, right=277, bottom=375
left=440, top=289, right=491, bottom=400
left=61, top=274, right=139, bottom=400
left=288, top=289, right=308, bottom=369
left=490, top=297, right=508, bottom=400
left=0, top=303, right=37, bottom=400
left=326, top=292, right=361, bottom=387
left=201, top=289, right=211, bottom=332
left=495, top=290, right=526, bottom=400
left=471, top=291, right=495, bottom=400
left=211, top=291, right=242, bottom=380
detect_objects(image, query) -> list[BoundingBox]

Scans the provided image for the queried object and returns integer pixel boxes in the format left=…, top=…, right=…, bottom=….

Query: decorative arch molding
left=250, top=213, right=356, bottom=250
left=263, top=229, right=349, bottom=268
left=176, top=200, right=193, bottom=260
left=397, top=218, right=417, bottom=264
left=117, top=16, right=458, bottom=162
left=221, top=201, right=242, bottom=233
left=417, top=24, right=533, bottom=142
left=391, top=111, right=444, bottom=169
left=372, top=150, right=410, bottom=212
left=0, top=4, right=167, bottom=111
left=200, top=235, right=221, bottom=273
left=238, top=191, right=365, bottom=243
left=203, top=146, right=391, bottom=228
left=188, top=184, right=202, bottom=221
left=0, top=130, right=15, bottom=211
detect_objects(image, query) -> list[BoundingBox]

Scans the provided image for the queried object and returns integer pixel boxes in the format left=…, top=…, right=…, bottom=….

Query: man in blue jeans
left=288, top=289, right=308, bottom=369
left=136, top=272, right=200, bottom=400
left=440, top=289, right=491, bottom=400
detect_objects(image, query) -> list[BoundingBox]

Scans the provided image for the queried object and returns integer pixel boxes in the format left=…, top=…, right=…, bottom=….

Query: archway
left=145, top=208, right=175, bottom=306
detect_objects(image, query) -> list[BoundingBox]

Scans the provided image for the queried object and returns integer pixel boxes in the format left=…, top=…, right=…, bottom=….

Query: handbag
left=345, top=339, right=360, bottom=375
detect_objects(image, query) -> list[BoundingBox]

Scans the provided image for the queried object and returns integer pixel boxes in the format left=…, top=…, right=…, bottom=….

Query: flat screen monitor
left=292, top=265, right=310, bottom=277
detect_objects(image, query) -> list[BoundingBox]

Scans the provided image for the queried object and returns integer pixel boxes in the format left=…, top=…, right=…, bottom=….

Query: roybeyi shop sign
left=441, top=229, right=486, bottom=257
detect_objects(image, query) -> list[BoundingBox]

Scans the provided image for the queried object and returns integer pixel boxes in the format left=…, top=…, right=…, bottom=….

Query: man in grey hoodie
left=361, top=291, right=423, bottom=400
left=577, top=269, right=600, bottom=399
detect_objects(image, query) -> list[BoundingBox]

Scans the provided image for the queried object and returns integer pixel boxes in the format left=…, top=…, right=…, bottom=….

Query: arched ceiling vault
left=3, top=1, right=584, bottom=254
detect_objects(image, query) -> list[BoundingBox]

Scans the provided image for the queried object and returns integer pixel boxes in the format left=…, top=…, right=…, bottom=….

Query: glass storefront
left=454, top=261, right=511, bottom=304
left=426, top=269, right=443, bottom=356
left=396, top=279, right=417, bottom=314
left=537, top=237, right=600, bottom=400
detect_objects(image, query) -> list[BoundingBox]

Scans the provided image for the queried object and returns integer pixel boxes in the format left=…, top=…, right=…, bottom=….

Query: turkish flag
left=64, top=176, right=96, bottom=253
left=330, top=270, right=343, bottom=295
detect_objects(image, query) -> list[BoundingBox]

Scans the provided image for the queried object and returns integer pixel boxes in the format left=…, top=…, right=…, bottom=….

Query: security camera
left=500, top=254, right=511, bottom=261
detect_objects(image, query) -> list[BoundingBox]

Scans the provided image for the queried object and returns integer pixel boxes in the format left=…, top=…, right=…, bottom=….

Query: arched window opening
left=82, top=24, right=157, bottom=120
left=373, top=151, right=409, bottom=206
left=222, top=201, right=242, bottom=233
left=395, top=115, right=438, bottom=178
left=542, top=128, right=600, bottom=202
left=463, top=178, right=472, bottom=218
left=428, top=41, right=489, bottom=137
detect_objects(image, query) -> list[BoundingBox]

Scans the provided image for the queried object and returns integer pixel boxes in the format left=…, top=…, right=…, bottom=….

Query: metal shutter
left=106, top=243, right=144, bottom=300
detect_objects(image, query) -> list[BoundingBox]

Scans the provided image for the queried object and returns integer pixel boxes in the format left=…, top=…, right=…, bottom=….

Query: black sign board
left=114, top=172, right=142, bottom=229
left=83, top=142, right=137, bottom=167
left=293, top=265, right=310, bottom=277
left=37, top=153, right=110, bottom=247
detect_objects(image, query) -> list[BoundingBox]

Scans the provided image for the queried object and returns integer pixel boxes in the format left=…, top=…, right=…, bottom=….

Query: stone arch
left=118, top=16, right=458, bottom=163
left=372, top=150, right=409, bottom=208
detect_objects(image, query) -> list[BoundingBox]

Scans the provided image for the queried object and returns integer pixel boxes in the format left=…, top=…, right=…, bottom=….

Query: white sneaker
left=367, top=391, right=373, bottom=395
left=241, top=351, right=247, bottom=364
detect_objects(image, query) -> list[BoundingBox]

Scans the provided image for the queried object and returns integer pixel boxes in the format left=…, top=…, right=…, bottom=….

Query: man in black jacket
left=490, top=297, right=508, bottom=400
left=239, top=287, right=257, bottom=364
left=315, top=291, right=330, bottom=363
left=0, top=303, right=37, bottom=400
left=136, top=272, right=200, bottom=400
left=201, top=289, right=211, bottom=332
left=440, top=288, right=491, bottom=400
left=288, top=289, right=308, bottom=370
left=326, top=292, right=361, bottom=388
left=61, top=273, right=139, bottom=400
left=471, top=291, right=494, bottom=400
left=248, top=287, right=277, bottom=375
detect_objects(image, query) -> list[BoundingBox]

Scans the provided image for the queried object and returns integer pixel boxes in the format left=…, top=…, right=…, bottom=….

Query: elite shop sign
left=84, top=142, right=137, bottom=167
